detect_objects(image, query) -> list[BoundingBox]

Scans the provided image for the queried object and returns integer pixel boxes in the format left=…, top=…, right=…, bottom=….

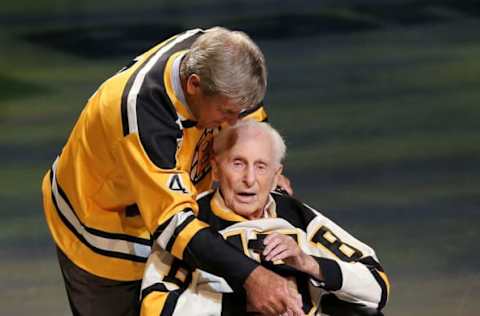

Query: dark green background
left=1, top=0, right=479, bottom=315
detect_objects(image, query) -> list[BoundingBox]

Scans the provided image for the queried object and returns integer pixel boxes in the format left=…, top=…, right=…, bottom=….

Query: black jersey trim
left=165, top=214, right=196, bottom=252
left=359, top=256, right=385, bottom=272
left=152, top=208, right=195, bottom=242
left=120, top=36, right=178, bottom=136
left=239, top=101, right=264, bottom=118
left=271, top=191, right=316, bottom=229
left=160, top=289, right=183, bottom=316
left=50, top=162, right=152, bottom=262
left=141, top=282, right=169, bottom=301
left=52, top=172, right=152, bottom=245
left=316, top=257, right=343, bottom=291
left=121, top=29, right=202, bottom=170
left=366, top=266, right=388, bottom=310
left=51, top=182, right=149, bottom=262
left=181, top=119, right=197, bottom=128
left=183, top=228, right=258, bottom=292
left=140, top=265, right=192, bottom=316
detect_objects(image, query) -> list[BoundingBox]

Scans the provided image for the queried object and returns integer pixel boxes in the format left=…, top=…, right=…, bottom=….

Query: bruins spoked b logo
left=190, top=129, right=215, bottom=184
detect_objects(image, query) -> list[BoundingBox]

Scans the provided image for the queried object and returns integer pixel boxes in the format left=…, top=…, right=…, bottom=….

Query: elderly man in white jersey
left=140, top=120, right=390, bottom=315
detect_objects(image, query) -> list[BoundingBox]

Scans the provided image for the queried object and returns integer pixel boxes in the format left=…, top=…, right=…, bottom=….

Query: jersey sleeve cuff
left=311, top=257, right=343, bottom=291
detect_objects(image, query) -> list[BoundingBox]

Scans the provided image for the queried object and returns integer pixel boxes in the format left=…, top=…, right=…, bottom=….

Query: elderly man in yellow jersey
left=41, top=27, right=303, bottom=316
left=140, top=120, right=390, bottom=315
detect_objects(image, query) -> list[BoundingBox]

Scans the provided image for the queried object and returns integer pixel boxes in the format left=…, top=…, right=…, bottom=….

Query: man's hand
left=263, top=233, right=322, bottom=280
left=244, top=266, right=305, bottom=316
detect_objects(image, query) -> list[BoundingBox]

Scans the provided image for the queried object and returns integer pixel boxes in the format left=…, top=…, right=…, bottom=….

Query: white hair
left=213, top=120, right=286, bottom=165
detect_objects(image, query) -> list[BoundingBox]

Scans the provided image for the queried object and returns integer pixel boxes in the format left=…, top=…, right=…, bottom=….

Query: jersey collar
left=211, top=189, right=277, bottom=222
left=163, top=50, right=196, bottom=123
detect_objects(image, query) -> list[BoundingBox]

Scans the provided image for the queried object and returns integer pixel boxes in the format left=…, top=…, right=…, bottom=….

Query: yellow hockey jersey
left=41, top=28, right=267, bottom=282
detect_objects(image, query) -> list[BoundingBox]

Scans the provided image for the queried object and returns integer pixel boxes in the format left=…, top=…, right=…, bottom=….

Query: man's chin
left=234, top=200, right=260, bottom=211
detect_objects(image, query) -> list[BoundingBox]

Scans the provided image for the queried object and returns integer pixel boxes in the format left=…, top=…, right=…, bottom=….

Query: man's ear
left=211, top=157, right=220, bottom=181
left=271, top=164, right=284, bottom=190
left=186, top=74, right=201, bottom=96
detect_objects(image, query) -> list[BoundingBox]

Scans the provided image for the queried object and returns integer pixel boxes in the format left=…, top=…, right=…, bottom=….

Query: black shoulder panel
left=121, top=30, right=203, bottom=169
left=272, top=193, right=317, bottom=229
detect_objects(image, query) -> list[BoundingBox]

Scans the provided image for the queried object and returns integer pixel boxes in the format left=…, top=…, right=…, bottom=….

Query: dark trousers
left=56, top=247, right=142, bottom=316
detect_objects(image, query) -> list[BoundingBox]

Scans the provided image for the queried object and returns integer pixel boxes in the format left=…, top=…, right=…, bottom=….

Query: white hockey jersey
left=140, top=190, right=390, bottom=315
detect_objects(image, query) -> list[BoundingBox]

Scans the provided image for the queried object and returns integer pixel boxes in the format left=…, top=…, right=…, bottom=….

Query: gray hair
left=180, top=27, right=267, bottom=110
left=213, top=120, right=286, bottom=165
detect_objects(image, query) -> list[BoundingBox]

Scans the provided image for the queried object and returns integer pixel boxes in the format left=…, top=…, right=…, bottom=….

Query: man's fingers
left=264, top=234, right=299, bottom=261
left=281, top=309, right=294, bottom=316
left=263, top=232, right=281, bottom=244
left=244, top=266, right=303, bottom=316
left=296, top=293, right=303, bottom=313
left=285, top=285, right=305, bottom=316
left=265, top=245, right=290, bottom=262
left=263, top=235, right=282, bottom=256
left=285, top=294, right=305, bottom=316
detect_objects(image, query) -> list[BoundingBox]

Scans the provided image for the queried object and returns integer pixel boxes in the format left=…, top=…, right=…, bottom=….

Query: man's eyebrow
left=254, top=159, right=269, bottom=166
left=232, top=156, right=247, bottom=162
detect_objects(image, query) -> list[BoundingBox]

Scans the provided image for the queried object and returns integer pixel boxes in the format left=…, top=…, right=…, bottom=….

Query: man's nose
left=243, top=165, right=256, bottom=186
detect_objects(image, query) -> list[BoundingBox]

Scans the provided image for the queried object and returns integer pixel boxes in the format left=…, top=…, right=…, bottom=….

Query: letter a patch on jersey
left=168, top=174, right=188, bottom=194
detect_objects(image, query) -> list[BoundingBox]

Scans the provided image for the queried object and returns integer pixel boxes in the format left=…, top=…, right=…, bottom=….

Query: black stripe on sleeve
left=140, top=282, right=169, bottom=301
left=183, top=228, right=259, bottom=292
left=50, top=182, right=148, bottom=263
left=297, top=276, right=314, bottom=314
left=151, top=209, right=196, bottom=252
left=140, top=286, right=185, bottom=316
left=359, top=256, right=388, bottom=309
left=54, top=175, right=151, bottom=245
left=140, top=260, right=192, bottom=300
left=159, top=289, right=183, bottom=316
left=363, top=265, right=388, bottom=310
left=140, top=263, right=192, bottom=316
left=165, top=214, right=196, bottom=253
left=121, top=88, right=130, bottom=136
left=152, top=215, right=176, bottom=241
left=359, top=256, right=385, bottom=272
left=315, top=257, right=343, bottom=291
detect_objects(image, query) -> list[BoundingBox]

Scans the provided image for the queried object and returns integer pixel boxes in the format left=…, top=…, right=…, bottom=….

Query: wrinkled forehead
left=220, top=127, right=274, bottom=160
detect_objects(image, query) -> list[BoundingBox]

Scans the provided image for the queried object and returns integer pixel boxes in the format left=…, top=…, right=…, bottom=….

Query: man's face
left=212, top=128, right=282, bottom=219
left=194, top=94, right=242, bottom=129
left=185, top=74, right=243, bottom=129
